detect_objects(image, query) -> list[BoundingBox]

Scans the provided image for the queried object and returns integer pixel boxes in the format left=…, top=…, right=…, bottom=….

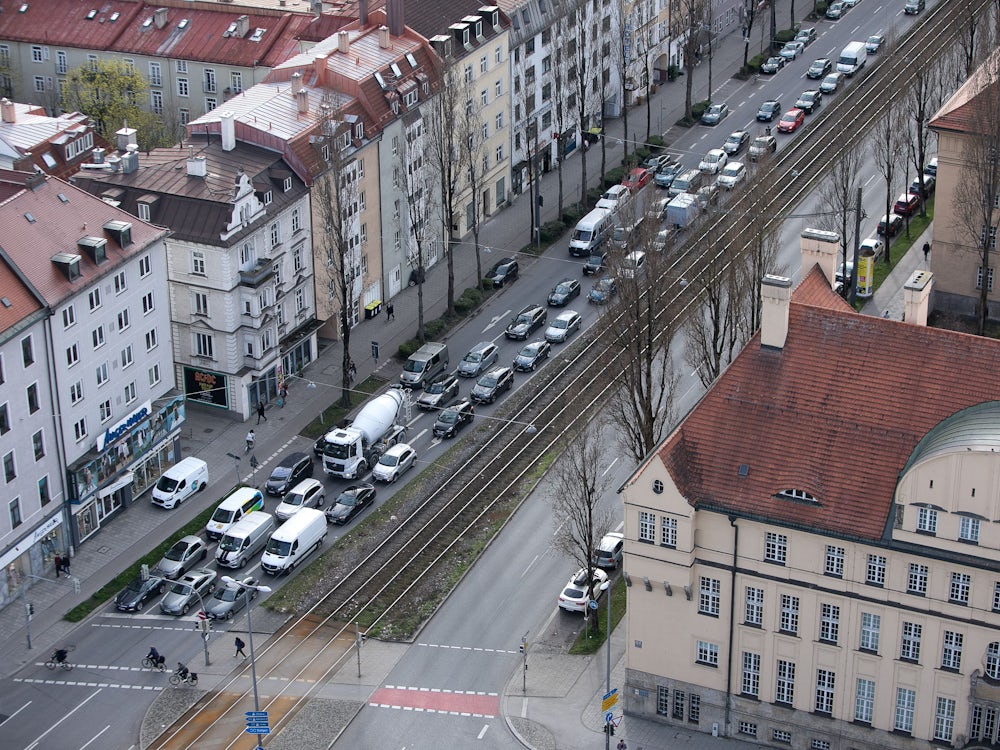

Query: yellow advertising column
left=856, top=246, right=876, bottom=298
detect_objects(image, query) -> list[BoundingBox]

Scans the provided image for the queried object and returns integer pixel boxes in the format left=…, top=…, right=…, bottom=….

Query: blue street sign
left=603, top=688, right=618, bottom=701
left=245, top=711, right=267, bottom=719
left=589, top=599, right=599, bottom=610
left=245, top=726, right=271, bottom=735
left=246, top=717, right=269, bottom=724
left=605, top=710, right=615, bottom=725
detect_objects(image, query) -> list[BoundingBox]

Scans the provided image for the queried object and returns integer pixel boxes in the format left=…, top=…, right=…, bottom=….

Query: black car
left=115, top=575, right=167, bottom=612
left=265, top=452, right=314, bottom=496
left=416, top=373, right=460, bottom=410
left=505, top=305, right=547, bottom=340
left=806, top=58, right=832, bottom=79
left=794, top=90, right=823, bottom=114
left=760, top=57, right=785, bottom=74
left=722, top=131, right=750, bottom=156
left=589, top=277, right=617, bottom=304
left=513, top=341, right=552, bottom=372
left=547, top=278, right=581, bottom=307
left=471, top=367, right=515, bottom=404
left=485, top=257, right=519, bottom=288
left=325, top=483, right=377, bottom=525
left=433, top=399, right=475, bottom=438
left=583, top=249, right=609, bottom=275
left=757, top=100, right=781, bottom=122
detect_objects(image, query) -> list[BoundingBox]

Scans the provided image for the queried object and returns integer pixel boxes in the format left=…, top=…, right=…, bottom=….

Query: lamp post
left=221, top=575, right=272, bottom=750
left=600, top=578, right=612, bottom=749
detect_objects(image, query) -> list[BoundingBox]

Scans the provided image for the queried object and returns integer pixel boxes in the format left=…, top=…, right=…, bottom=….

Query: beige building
left=621, top=236, right=1000, bottom=750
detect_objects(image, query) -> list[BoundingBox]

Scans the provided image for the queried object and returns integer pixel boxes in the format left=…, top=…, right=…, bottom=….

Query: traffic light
left=195, top=611, right=211, bottom=632
left=518, top=643, right=524, bottom=654
left=26, top=602, right=34, bottom=620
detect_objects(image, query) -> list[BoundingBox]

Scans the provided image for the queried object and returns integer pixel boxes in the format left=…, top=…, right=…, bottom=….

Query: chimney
left=760, top=274, right=792, bottom=349
left=121, top=144, right=139, bottom=174
left=387, top=0, right=404, bottom=36
left=91, top=147, right=105, bottom=164
left=116, top=124, right=137, bottom=152
left=0, top=98, right=15, bottom=123
left=107, top=154, right=121, bottom=173
left=903, top=269, right=933, bottom=326
left=234, top=14, right=250, bottom=38
left=187, top=154, right=207, bottom=177
left=337, top=31, right=349, bottom=54
left=291, top=71, right=303, bottom=94
left=295, top=88, right=309, bottom=113
left=153, top=7, right=168, bottom=29
left=359, top=0, right=369, bottom=27
left=800, top=228, right=839, bottom=287
left=220, top=111, right=235, bottom=151
left=378, top=25, right=390, bottom=49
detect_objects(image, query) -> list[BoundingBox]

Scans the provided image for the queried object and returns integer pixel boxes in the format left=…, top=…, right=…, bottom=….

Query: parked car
left=779, top=41, right=805, bottom=60
left=760, top=56, right=785, bottom=74
left=205, top=577, right=258, bottom=620
left=325, top=483, right=377, bottom=525
left=925, top=156, right=938, bottom=177
left=589, top=277, right=617, bottom=304
left=433, top=399, right=476, bottom=439
left=653, top=228, right=673, bottom=253
left=859, top=236, right=885, bottom=261
left=458, top=341, right=499, bottom=378
left=557, top=567, right=609, bottom=612
left=513, top=341, right=552, bottom=372
left=545, top=310, right=583, bottom=343
left=877, top=213, right=904, bottom=237
left=596, top=184, right=632, bottom=211
left=749, top=135, right=777, bottom=161
left=717, top=161, right=747, bottom=190
left=471, top=367, right=515, bottom=403
left=722, top=130, right=750, bottom=156
left=795, top=90, right=823, bottom=114
left=621, top=167, right=653, bottom=192
left=893, top=192, right=921, bottom=217
left=593, top=532, right=625, bottom=569
left=698, top=148, right=728, bottom=175
left=866, top=33, right=885, bottom=53
left=505, top=305, right=548, bottom=340
left=819, top=72, right=844, bottom=94
left=154, top=535, right=208, bottom=580
left=547, top=277, right=581, bottom=306
left=825, top=2, right=845, bottom=18
left=372, top=443, right=417, bottom=483
left=265, top=452, right=314, bottom=497
left=757, top=99, right=782, bottom=122
left=641, top=153, right=675, bottom=171
left=904, top=0, right=924, bottom=14
left=807, top=58, right=832, bottom=79
left=910, top=175, right=936, bottom=198
left=416, top=373, right=460, bottom=410
left=794, top=27, right=817, bottom=46
left=484, top=257, right=519, bottom=288
left=654, top=163, right=684, bottom=189
left=777, top=108, right=806, bottom=133
left=583, top=248, right=609, bottom=276
left=115, top=575, right=167, bottom=612
left=700, top=102, right=730, bottom=125
left=649, top=197, right=670, bottom=222
left=160, top=568, right=217, bottom=616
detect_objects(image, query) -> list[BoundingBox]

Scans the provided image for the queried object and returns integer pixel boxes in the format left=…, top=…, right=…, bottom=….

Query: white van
left=216, top=511, right=276, bottom=569
left=206, top=487, right=265, bottom=541
left=622, top=250, right=647, bottom=279
left=260, top=508, right=327, bottom=575
left=569, top=208, right=614, bottom=257
left=151, top=457, right=208, bottom=509
left=837, top=41, right=866, bottom=76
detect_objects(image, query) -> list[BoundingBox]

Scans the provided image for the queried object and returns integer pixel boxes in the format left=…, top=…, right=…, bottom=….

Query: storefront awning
left=98, top=472, right=133, bottom=499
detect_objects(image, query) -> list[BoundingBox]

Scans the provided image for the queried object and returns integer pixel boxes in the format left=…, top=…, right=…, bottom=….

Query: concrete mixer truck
left=319, top=388, right=407, bottom=479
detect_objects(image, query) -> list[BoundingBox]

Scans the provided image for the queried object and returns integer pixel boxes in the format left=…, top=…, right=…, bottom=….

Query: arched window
left=777, top=488, right=817, bottom=503
left=985, top=642, right=1000, bottom=679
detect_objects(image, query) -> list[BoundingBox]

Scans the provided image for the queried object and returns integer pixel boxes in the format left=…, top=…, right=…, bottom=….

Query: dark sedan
left=589, top=277, right=617, bottom=304
left=513, top=341, right=552, bottom=372
left=325, top=483, right=377, bottom=525
left=115, top=575, right=166, bottom=612
left=433, top=399, right=476, bottom=439
left=205, top=578, right=258, bottom=620
left=471, top=367, right=514, bottom=404
left=760, top=57, right=785, bottom=74
left=547, top=278, right=581, bottom=307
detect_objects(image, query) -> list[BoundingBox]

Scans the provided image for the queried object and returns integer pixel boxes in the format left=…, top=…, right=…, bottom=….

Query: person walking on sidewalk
left=235, top=636, right=247, bottom=659
left=256, top=401, right=267, bottom=424
left=923, top=241, right=930, bottom=263
left=54, top=554, right=62, bottom=578
left=617, top=740, right=627, bottom=750
left=386, top=301, right=395, bottom=321
left=60, top=553, right=70, bottom=575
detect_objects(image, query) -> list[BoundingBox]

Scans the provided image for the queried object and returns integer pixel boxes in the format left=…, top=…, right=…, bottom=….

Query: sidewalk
left=859, top=226, right=931, bottom=320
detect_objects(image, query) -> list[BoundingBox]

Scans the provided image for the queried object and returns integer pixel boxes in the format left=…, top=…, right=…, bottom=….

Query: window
left=638, top=511, right=655, bottom=542
left=464, top=64, right=473, bottom=84
left=745, top=586, right=763, bottom=626
left=738, top=722, right=757, bottom=738
left=204, top=68, right=216, bottom=93
left=894, top=688, right=916, bottom=732
left=696, top=641, right=718, bottom=666
left=148, top=364, right=161, bottom=387
left=96, top=362, right=109, bottom=386
left=819, top=603, right=839, bottom=644
left=824, top=545, right=844, bottom=577
left=194, top=292, right=208, bottom=317
left=33, top=75, right=45, bottom=93
left=150, top=89, right=163, bottom=115
left=942, top=630, right=963, bottom=670
left=73, top=417, right=87, bottom=441
left=149, top=61, right=162, bottom=86
left=855, top=678, right=875, bottom=723
left=92, top=325, right=105, bottom=349
left=0, top=403, right=7, bottom=434
left=699, top=577, right=721, bottom=616
left=121, top=345, right=134, bottom=369
left=195, top=333, right=214, bottom=358
left=177, top=77, right=189, bottom=97
left=191, top=250, right=206, bottom=275
left=977, top=266, right=994, bottom=291
left=62, top=305, right=76, bottom=329
left=779, top=594, right=799, bottom=635
left=495, top=79, right=502, bottom=98
left=142, top=292, right=154, bottom=314
left=480, top=89, right=488, bottom=106
left=230, top=72, right=243, bottom=93
left=907, top=563, right=928, bottom=595
left=66, top=343, right=79, bottom=367
left=916, top=506, right=937, bottom=533
left=935, top=697, right=956, bottom=742
left=291, top=208, right=301, bottom=232
left=56, top=50, right=67, bottom=74
left=22, top=335, right=34, bottom=366
left=124, top=381, right=136, bottom=405
left=145, top=329, right=158, bottom=351
left=660, top=517, right=677, bottom=547
left=3, top=451, right=15, bottom=482
left=496, top=111, right=504, bottom=131
left=859, top=612, right=880, bottom=652
left=672, top=690, right=685, bottom=719
left=480, top=54, right=488, bottom=73
left=88, top=288, right=102, bottom=311
left=994, top=582, right=1000, bottom=612
left=900, top=622, right=922, bottom=661
left=9, top=498, right=21, bottom=529
left=775, top=660, right=795, bottom=704
left=765, top=532, right=788, bottom=564
left=99, top=399, right=113, bottom=423
left=270, top=222, right=280, bottom=248
left=866, top=554, right=886, bottom=586
left=26, top=382, right=39, bottom=414
left=38, top=475, right=50, bottom=506
left=689, top=694, right=700, bottom=723
left=950, top=572, right=971, bottom=604
left=742, top=652, right=760, bottom=696
left=69, top=381, right=83, bottom=404
left=815, top=670, right=835, bottom=714
left=139, top=255, right=151, bottom=277
left=960, top=516, right=981, bottom=543
left=31, top=45, right=44, bottom=63
left=113, top=270, right=127, bottom=294
left=495, top=46, right=502, bottom=64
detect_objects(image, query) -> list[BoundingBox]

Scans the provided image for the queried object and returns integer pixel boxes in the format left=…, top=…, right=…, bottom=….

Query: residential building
left=621, top=232, right=1000, bottom=750
left=0, top=172, right=176, bottom=555
left=928, top=49, right=1000, bottom=322
left=73, top=120, right=316, bottom=418
left=0, top=99, right=110, bottom=178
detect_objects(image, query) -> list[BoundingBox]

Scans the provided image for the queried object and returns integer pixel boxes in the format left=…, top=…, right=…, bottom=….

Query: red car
left=621, top=168, right=653, bottom=192
left=892, top=192, right=921, bottom=217
left=777, top=108, right=806, bottom=133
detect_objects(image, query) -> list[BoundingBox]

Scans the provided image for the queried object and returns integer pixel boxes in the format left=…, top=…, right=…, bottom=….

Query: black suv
left=583, top=248, right=609, bottom=275
left=265, top=452, right=314, bottom=496
left=433, top=399, right=476, bottom=438
left=485, top=257, right=519, bottom=288
left=505, top=305, right=547, bottom=340
left=757, top=100, right=781, bottom=122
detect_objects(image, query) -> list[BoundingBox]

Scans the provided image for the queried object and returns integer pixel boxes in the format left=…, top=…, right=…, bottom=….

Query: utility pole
left=520, top=631, right=528, bottom=693
left=356, top=621, right=364, bottom=678
left=850, top=187, right=862, bottom=306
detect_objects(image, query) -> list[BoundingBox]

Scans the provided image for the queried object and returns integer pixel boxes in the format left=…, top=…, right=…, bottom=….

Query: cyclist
left=147, top=645, right=161, bottom=662
left=53, top=648, right=68, bottom=665
left=176, top=661, right=189, bottom=681
left=245, top=430, right=256, bottom=453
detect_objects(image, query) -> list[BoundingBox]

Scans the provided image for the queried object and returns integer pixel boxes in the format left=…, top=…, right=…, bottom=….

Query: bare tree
left=678, top=0, right=708, bottom=122
left=458, top=74, right=491, bottom=294
left=402, top=114, right=438, bottom=345
left=818, top=149, right=863, bottom=284
left=551, top=0, right=576, bottom=218
left=740, top=0, right=762, bottom=70
left=956, top=0, right=987, bottom=79
left=904, top=58, right=948, bottom=219
left=869, top=96, right=906, bottom=264
left=570, top=0, right=598, bottom=205
left=611, top=0, right=635, bottom=164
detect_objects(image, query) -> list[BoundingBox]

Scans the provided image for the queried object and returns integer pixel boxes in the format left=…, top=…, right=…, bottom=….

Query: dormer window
left=282, top=177, right=292, bottom=192
left=404, top=89, right=418, bottom=108
left=491, top=10, right=499, bottom=25
left=355, top=122, right=364, bottom=140
left=342, top=131, right=351, bottom=149
left=777, top=488, right=817, bottom=503
left=463, top=28, right=470, bottom=45
left=475, top=21, right=482, bottom=37
left=264, top=190, right=272, bottom=205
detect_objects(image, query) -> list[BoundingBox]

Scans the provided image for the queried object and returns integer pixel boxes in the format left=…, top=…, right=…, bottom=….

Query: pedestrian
left=617, top=739, right=627, bottom=750
left=53, top=554, right=62, bottom=578
left=256, top=401, right=267, bottom=424
left=235, top=636, right=247, bottom=659
left=386, top=301, right=395, bottom=321
left=348, top=362, right=357, bottom=384
left=923, top=241, right=930, bottom=262
left=60, top=553, right=70, bottom=574
left=245, top=429, right=256, bottom=453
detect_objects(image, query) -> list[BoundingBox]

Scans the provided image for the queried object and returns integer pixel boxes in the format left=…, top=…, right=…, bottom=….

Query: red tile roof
left=929, top=47, right=1000, bottom=136
left=654, top=267, right=1000, bottom=541
left=0, top=253, right=44, bottom=336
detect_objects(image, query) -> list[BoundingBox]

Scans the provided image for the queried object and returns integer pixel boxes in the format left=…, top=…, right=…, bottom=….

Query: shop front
left=0, top=510, right=67, bottom=610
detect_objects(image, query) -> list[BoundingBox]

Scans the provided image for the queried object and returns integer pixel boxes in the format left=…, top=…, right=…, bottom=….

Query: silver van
left=669, top=169, right=703, bottom=197
left=569, top=207, right=614, bottom=257
left=215, top=511, right=275, bottom=569
left=400, top=342, right=449, bottom=389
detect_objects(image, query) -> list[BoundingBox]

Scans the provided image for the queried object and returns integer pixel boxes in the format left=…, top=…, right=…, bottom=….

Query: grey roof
left=903, top=401, right=1000, bottom=473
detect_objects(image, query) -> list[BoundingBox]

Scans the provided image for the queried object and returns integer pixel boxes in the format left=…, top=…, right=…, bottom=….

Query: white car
left=557, top=567, right=609, bottom=612
left=698, top=148, right=728, bottom=175
left=595, top=184, right=631, bottom=211
left=779, top=41, right=805, bottom=60
left=372, top=443, right=417, bottom=483
left=545, top=310, right=583, bottom=343
left=859, top=236, right=884, bottom=261
left=717, top=161, right=746, bottom=189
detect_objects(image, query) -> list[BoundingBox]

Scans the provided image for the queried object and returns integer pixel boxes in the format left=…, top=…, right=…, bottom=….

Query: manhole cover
left=97, top=546, right=111, bottom=554
left=203, top=427, right=215, bottom=434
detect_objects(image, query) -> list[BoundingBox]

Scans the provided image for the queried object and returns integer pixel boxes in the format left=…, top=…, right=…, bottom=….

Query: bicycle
left=45, top=648, right=74, bottom=671
left=168, top=670, right=198, bottom=686
left=142, top=655, right=166, bottom=671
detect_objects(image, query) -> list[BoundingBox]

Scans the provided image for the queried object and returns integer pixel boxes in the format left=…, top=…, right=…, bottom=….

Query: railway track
left=152, top=3, right=985, bottom=747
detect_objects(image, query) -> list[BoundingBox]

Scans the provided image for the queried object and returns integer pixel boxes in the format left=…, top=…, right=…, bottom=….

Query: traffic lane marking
left=16, top=678, right=163, bottom=691
left=369, top=686, right=499, bottom=717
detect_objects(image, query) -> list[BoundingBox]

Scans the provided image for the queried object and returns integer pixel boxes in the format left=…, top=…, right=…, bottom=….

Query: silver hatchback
left=457, top=341, right=499, bottom=378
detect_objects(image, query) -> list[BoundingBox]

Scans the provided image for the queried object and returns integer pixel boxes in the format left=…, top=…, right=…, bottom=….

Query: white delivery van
left=151, top=457, right=208, bottom=509
left=260, top=508, right=327, bottom=575
left=569, top=207, right=614, bottom=257
left=205, top=487, right=265, bottom=541
left=215, top=511, right=276, bottom=569
left=837, top=41, right=866, bottom=76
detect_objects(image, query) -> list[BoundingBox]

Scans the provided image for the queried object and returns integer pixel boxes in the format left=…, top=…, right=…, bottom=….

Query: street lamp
left=600, top=578, right=612, bottom=749
left=221, top=575, right=272, bottom=750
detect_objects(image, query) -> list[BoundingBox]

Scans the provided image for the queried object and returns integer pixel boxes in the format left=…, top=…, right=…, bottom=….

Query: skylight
left=85, top=9, right=97, bottom=20
left=373, top=71, right=386, bottom=89
left=405, top=52, right=418, bottom=69
left=178, top=18, right=189, bottom=30
left=110, top=12, right=120, bottom=22
left=777, top=488, right=818, bottom=503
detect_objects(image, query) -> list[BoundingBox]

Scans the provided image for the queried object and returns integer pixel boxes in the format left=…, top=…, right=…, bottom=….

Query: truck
left=666, top=192, right=700, bottom=229
left=319, top=388, right=407, bottom=479
left=836, top=41, right=866, bottom=76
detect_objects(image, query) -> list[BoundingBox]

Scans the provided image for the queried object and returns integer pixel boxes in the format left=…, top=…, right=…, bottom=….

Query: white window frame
left=960, top=516, right=981, bottom=543
left=815, top=669, right=835, bottom=714
left=745, top=586, right=763, bottom=626
left=855, top=678, right=875, bottom=723
left=866, top=554, right=886, bottom=586
left=941, top=630, right=963, bottom=670
left=907, top=563, right=928, bottom=595
left=916, top=506, right=937, bottom=533
left=764, top=532, right=787, bottom=564
left=660, top=516, right=677, bottom=547
left=775, top=660, right=795, bottom=704
left=900, top=622, right=921, bottom=661
left=741, top=652, right=760, bottom=696
left=824, top=545, right=844, bottom=577
left=894, top=688, right=916, bottom=732
left=698, top=577, right=720, bottom=616
left=779, top=593, right=799, bottom=635
left=950, top=572, right=971, bottom=604
left=638, top=511, right=655, bottom=542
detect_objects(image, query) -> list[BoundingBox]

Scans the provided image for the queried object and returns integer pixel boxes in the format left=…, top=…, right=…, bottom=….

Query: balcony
left=239, top=257, right=274, bottom=288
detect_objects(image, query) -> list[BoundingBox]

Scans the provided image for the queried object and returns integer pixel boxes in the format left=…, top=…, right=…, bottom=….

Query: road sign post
left=371, top=341, right=380, bottom=363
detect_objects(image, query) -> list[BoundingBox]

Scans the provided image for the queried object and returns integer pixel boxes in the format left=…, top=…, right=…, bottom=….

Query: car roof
left=384, top=442, right=412, bottom=456
left=278, top=451, right=308, bottom=466
left=598, top=531, right=625, bottom=550
left=555, top=310, right=579, bottom=320
left=289, top=477, right=322, bottom=492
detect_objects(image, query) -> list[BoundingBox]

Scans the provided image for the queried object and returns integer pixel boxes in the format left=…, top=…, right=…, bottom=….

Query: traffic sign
left=588, top=599, right=599, bottom=610
left=601, top=688, right=619, bottom=712
left=246, top=720, right=270, bottom=729
left=245, top=726, right=271, bottom=735
left=245, top=711, right=267, bottom=719
left=605, top=710, right=614, bottom=725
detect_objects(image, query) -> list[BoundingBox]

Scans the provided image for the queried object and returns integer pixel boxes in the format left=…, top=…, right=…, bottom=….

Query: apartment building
left=73, top=122, right=316, bottom=418
left=0, top=172, right=175, bottom=553
left=0, top=98, right=110, bottom=178
left=621, top=236, right=1000, bottom=750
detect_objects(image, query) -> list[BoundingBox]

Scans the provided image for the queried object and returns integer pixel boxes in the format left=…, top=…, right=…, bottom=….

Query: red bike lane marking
left=369, top=686, right=499, bottom=717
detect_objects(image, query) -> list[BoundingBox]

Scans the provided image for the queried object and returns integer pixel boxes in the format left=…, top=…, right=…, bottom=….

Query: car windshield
left=168, top=581, right=191, bottom=595
left=708, top=105, right=722, bottom=114
left=464, top=352, right=482, bottom=362
left=551, top=319, right=568, bottom=329
left=427, top=381, right=448, bottom=394
left=479, top=375, right=498, bottom=387
left=597, top=280, right=612, bottom=291
left=555, top=283, right=573, bottom=294
left=218, top=534, right=241, bottom=551
left=270, top=467, right=291, bottom=480
left=767, top=57, right=780, bottom=65
left=519, top=346, right=537, bottom=357
left=403, top=358, right=426, bottom=373
left=380, top=454, right=400, bottom=467
left=515, top=314, right=532, bottom=325
left=562, top=586, right=585, bottom=598
left=266, top=539, right=292, bottom=556
left=438, top=411, right=459, bottom=424
left=156, top=476, right=179, bottom=492
left=336, top=492, right=359, bottom=507
left=211, top=507, right=235, bottom=524
left=284, top=492, right=305, bottom=506
left=164, top=543, right=189, bottom=561
left=125, top=578, right=143, bottom=592
left=726, top=136, right=740, bottom=145
left=613, top=228, right=627, bottom=241
left=215, top=587, right=238, bottom=602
